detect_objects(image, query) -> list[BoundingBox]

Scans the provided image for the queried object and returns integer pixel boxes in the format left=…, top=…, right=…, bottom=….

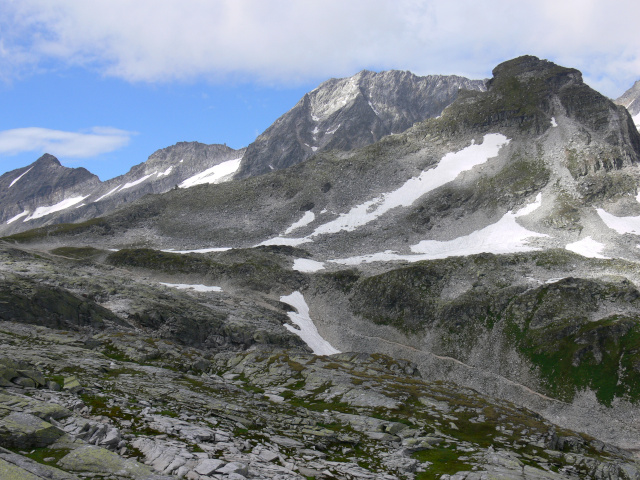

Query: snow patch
left=280, top=291, right=339, bottom=355
left=161, top=247, right=231, bottom=254
left=258, top=237, right=313, bottom=247
left=258, top=134, right=510, bottom=247
left=326, top=124, right=340, bottom=135
left=121, top=173, right=156, bottom=190
left=179, top=157, right=242, bottom=188
left=6, top=211, right=29, bottom=224
left=24, top=196, right=88, bottom=221
left=292, top=259, right=325, bottom=273
left=9, top=167, right=33, bottom=188
left=550, top=117, right=558, bottom=127
left=596, top=208, right=640, bottom=235
left=311, top=134, right=510, bottom=237
left=95, top=185, right=122, bottom=202
left=565, top=236, right=608, bottom=259
left=160, top=283, right=222, bottom=292
left=157, top=166, right=173, bottom=177
left=284, top=211, right=315, bottom=235
left=633, top=112, right=640, bottom=130
left=332, top=194, right=546, bottom=265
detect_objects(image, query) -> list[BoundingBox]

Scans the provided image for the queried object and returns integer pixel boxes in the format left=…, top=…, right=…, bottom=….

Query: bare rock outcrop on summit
left=235, top=69, right=486, bottom=178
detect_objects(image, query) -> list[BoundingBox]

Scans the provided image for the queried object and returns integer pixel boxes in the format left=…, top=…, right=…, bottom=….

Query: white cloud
left=1, top=0, right=640, bottom=96
left=0, top=127, right=134, bottom=158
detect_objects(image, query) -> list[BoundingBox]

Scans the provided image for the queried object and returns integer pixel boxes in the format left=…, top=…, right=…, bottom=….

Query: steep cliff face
left=235, top=69, right=486, bottom=178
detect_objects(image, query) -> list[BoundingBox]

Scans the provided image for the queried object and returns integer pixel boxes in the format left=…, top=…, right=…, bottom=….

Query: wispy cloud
left=1, top=1, right=640, bottom=95
left=0, top=127, right=135, bottom=158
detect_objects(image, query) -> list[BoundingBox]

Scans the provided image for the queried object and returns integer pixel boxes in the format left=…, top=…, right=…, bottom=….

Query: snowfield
left=332, top=194, right=546, bottom=265
left=260, top=134, right=510, bottom=247
left=284, top=211, right=315, bottom=235
left=160, top=283, right=222, bottom=292
left=292, top=258, right=325, bottom=273
left=280, top=291, right=340, bottom=355
left=312, top=134, right=510, bottom=237
left=179, top=157, right=242, bottom=188
left=161, top=247, right=232, bottom=254
left=120, top=172, right=156, bottom=190
left=9, top=167, right=33, bottom=188
left=6, top=211, right=29, bottom=224
left=95, top=185, right=122, bottom=202
left=565, top=236, right=608, bottom=259
left=24, top=196, right=88, bottom=222
left=597, top=208, right=640, bottom=235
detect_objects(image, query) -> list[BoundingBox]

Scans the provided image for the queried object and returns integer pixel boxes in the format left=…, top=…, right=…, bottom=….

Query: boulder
left=0, top=412, right=64, bottom=449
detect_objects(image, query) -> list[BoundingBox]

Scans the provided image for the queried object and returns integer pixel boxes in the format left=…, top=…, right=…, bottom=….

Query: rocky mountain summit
left=2, top=56, right=640, bottom=479
left=616, top=80, right=640, bottom=128
left=235, top=70, right=486, bottom=178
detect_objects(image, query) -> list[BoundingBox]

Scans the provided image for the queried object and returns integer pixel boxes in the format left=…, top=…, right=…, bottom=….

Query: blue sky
left=1, top=0, right=640, bottom=181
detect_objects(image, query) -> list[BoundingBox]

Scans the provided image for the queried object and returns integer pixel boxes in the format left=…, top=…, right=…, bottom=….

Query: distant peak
left=34, top=153, right=61, bottom=167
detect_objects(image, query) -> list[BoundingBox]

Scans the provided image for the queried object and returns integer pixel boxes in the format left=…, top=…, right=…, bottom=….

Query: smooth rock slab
left=58, top=445, right=170, bottom=479
left=217, top=461, right=248, bottom=475
left=0, top=412, right=64, bottom=449
left=194, top=458, right=225, bottom=475
left=0, top=458, right=44, bottom=480
left=11, top=377, right=36, bottom=388
left=270, top=435, right=304, bottom=448
left=0, top=450, right=80, bottom=480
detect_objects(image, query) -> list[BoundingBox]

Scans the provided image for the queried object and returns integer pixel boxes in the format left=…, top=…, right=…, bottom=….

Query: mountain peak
left=33, top=153, right=62, bottom=168
left=490, top=55, right=581, bottom=87
left=236, top=69, right=486, bottom=178
left=616, top=79, right=640, bottom=118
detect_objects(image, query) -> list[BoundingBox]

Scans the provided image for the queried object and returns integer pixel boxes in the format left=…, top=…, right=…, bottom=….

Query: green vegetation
left=2, top=218, right=111, bottom=243
left=414, top=446, right=473, bottom=479
left=50, top=246, right=105, bottom=259
left=346, top=251, right=640, bottom=404
left=107, top=247, right=304, bottom=293
left=515, top=314, right=640, bottom=405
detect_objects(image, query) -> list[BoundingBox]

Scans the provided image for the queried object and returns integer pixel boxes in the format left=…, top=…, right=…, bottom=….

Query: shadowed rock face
left=235, top=69, right=486, bottom=178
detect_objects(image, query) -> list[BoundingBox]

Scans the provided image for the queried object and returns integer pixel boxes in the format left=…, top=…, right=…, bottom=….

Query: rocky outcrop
left=1, top=329, right=638, bottom=480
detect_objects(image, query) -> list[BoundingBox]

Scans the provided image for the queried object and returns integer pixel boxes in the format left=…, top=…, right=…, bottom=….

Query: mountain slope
left=4, top=56, right=640, bottom=473
left=0, top=142, right=244, bottom=235
left=235, top=70, right=486, bottom=178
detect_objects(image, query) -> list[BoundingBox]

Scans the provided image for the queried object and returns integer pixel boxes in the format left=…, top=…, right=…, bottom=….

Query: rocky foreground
left=1, top=318, right=639, bottom=480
